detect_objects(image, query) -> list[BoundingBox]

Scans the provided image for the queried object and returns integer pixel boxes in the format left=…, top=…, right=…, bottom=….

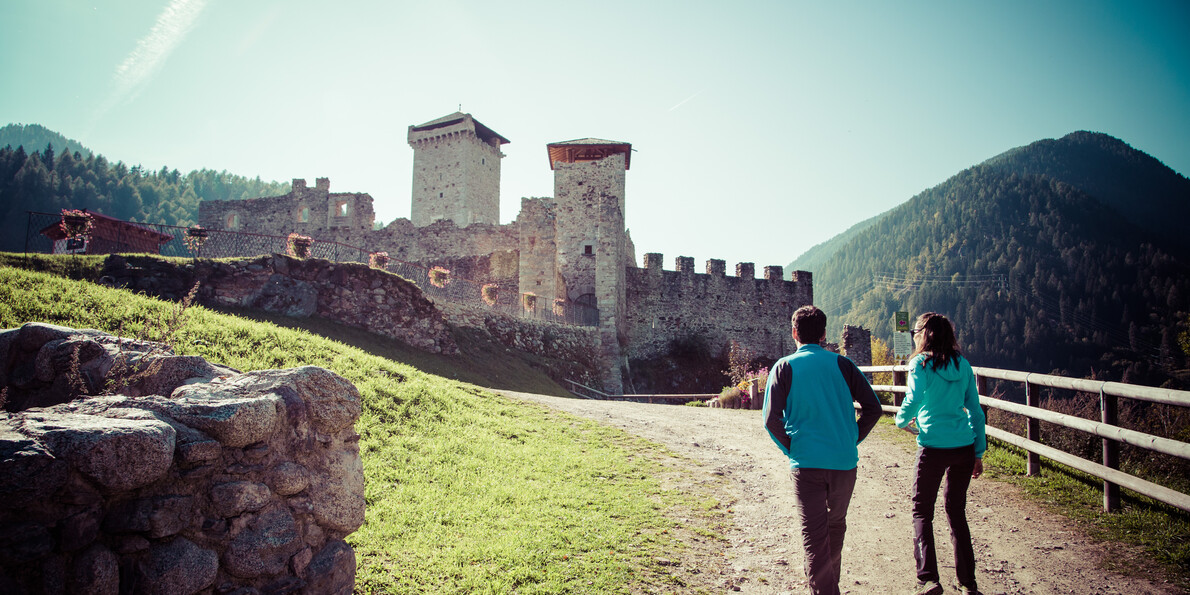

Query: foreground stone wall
left=100, top=254, right=458, bottom=355
left=0, top=323, right=364, bottom=595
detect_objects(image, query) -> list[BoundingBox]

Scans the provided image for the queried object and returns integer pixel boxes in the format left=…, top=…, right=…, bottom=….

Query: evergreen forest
left=790, top=132, right=1190, bottom=387
left=0, top=124, right=289, bottom=252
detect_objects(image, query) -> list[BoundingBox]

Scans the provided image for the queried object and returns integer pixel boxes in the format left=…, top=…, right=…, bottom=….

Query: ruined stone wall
left=437, top=303, right=603, bottom=388
left=409, top=125, right=502, bottom=227
left=515, top=198, right=560, bottom=302
left=197, top=178, right=375, bottom=249
left=364, top=219, right=519, bottom=280
left=841, top=325, right=872, bottom=367
left=624, top=254, right=813, bottom=362
left=0, top=323, right=363, bottom=595
left=99, top=254, right=458, bottom=355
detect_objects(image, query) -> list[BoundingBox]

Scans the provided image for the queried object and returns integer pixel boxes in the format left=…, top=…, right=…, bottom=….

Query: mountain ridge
left=800, top=132, right=1188, bottom=385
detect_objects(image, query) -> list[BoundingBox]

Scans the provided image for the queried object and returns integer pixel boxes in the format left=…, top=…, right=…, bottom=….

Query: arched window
left=298, top=206, right=310, bottom=223
left=226, top=212, right=241, bottom=230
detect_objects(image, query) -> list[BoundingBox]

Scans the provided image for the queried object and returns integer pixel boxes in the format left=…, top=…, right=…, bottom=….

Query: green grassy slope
left=0, top=264, right=729, bottom=594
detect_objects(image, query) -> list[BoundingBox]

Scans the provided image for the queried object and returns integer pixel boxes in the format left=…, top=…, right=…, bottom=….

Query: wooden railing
left=563, top=380, right=716, bottom=404
left=860, top=364, right=1190, bottom=514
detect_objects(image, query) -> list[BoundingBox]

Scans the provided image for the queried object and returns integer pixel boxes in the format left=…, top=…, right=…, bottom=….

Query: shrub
left=184, top=226, right=208, bottom=257
left=60, top=209, right=94, bottom=240
left=369, top=251, right=390, bottom=269
left=286, top=233, right=313, bottom=258
left=428, top=266, right=450, bottom=288
left=718, top=387, right=743, bottom=409
left=684, top=399, right=707, bottom=407
left=481, top=283, right=498, bottom=306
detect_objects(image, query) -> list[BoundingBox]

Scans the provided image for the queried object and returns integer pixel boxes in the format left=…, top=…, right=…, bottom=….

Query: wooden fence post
left=1101, top=388, right=1120, bottom=512
left=893, top=368, right=907, bottom=407
left=1026, top=379, right=1041, bottom=476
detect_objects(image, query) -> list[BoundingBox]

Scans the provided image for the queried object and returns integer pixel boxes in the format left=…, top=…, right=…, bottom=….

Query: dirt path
left=497, top=391, right=1183, bottom=595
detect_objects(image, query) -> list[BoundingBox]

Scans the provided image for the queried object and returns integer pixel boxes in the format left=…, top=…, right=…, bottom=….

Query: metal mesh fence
left=23, top=211, right=599, bottom=327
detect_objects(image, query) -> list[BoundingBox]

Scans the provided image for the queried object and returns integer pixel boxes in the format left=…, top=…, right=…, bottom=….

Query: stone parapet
left=0, top=323, right=364, bottom=595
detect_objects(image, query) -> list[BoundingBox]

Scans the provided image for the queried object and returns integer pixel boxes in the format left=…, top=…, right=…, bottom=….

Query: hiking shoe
left=913, top=581, right=944, bottom=595
left=960, top=587, right=981, bottom=595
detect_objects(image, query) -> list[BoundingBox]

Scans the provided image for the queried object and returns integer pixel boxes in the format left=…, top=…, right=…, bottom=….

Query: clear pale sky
left=3, top=1, right=1188, bottom=269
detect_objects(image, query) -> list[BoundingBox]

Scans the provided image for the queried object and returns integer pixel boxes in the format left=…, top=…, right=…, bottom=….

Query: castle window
left=584, top=245, right=593, bottom=255
left=482, top=158, right=485, bottom=165
left=226, top=212, right=241, bottom=230
left=439, top=192, right=443, bottom=198
left=336, top=201, right=348, bottom=217
left=298, top=206, right=310, bottom=223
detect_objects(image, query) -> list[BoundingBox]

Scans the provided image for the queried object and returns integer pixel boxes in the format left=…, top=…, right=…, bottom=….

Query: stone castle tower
left=547, top=139, right=632, bottom=391
left=407, top=112, right=509, bottom=227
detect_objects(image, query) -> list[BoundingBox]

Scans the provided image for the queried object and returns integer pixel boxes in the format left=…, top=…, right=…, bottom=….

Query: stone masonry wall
left=99, top=254, right=458, bottom=356
left=437, top=303, right=603, bottom=388
left=0, top=323, right=364, bottom=595
left=198, top=179, right=375, bottom=250
left=841, top=325, right=872, bottom=367
left=625, top=255, right=814, bottom=362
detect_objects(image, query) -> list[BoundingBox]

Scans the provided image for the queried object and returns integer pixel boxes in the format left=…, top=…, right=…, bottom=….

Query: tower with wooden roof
left=407, top=112, right=509, bottom=227
left=546, top=138, right=633, bottom=393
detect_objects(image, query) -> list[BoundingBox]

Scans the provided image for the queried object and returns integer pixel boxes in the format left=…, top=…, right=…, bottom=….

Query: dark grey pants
left=791, top=467, right=858, bottom=595
left=911, top=444, right=977, bottom=590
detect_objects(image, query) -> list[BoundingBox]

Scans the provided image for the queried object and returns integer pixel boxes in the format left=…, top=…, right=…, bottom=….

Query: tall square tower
left=408, top=112, right=508, bottom=227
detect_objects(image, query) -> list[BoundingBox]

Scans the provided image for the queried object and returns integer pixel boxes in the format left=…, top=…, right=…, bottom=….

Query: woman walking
left=895, top=312, right=987, bottom=595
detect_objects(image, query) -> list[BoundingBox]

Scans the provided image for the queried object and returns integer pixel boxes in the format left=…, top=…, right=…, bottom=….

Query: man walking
left=764, top=306, right=882, bottom=594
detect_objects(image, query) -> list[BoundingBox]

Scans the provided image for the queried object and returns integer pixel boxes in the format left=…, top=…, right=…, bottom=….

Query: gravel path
left=497, top=391, right=1182, bottom=595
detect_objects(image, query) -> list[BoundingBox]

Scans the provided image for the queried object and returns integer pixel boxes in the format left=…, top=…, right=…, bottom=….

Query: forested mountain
left=982, top=131, right=1190, bottom=257
left=797, top=132, right=1189, bottom=386
left=0, top=124, right=93, bottom=160
left=0, top=126, right=290, bottom=252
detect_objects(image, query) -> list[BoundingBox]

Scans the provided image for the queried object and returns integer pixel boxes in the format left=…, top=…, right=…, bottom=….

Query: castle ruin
left=198, top=112, right=812, bottom=392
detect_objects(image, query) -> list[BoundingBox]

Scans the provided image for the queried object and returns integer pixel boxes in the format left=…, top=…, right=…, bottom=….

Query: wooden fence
left=564, top=380, right=717, bottom=404
left=861, top=364, right=1190, bottom=514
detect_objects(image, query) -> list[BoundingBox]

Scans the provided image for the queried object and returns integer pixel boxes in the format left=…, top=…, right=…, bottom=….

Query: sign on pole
left=893, top=311, right=912, bottom=359
left=893, top=331, right=913, bottom=360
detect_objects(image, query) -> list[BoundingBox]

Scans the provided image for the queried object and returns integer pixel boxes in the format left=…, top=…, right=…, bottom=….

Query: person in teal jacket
left=895, top=312, right=987, bottom=595
left=765, top=306, right=882, bottom=595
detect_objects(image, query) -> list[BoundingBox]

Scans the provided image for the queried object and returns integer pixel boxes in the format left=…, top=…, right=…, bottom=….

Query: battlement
left=642, top=253, right=796, bottom=282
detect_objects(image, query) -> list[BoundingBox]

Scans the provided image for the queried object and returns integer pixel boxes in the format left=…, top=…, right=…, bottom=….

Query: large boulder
left=0, top=325, right=365, bottom=594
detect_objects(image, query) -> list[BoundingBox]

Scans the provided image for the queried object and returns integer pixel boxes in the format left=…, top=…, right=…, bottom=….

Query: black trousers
left=911, top=444, right=977, bottom=589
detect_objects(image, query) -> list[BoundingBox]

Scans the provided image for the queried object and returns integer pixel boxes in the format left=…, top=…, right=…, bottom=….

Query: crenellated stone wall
left=98, top=254, right=458, bottom=356
left=0, top=323, right=364, bottom=595
left=624, top=254, right=813, bottom=363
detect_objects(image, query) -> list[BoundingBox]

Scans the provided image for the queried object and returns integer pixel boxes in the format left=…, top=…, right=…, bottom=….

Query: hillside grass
left=0, top=263, right=730, bottom=594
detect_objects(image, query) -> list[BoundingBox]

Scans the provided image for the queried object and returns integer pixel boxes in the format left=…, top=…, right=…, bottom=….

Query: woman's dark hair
left=909, top=312, right=962, bottom=370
